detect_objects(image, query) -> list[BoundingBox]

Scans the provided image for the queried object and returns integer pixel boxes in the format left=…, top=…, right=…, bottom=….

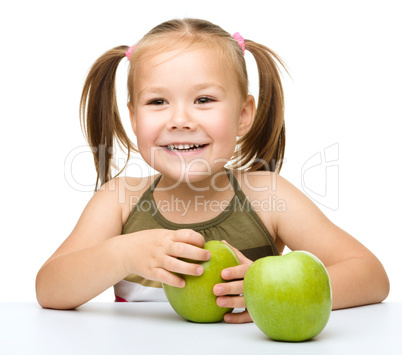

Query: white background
left=1, top=0, right=401, bottom=303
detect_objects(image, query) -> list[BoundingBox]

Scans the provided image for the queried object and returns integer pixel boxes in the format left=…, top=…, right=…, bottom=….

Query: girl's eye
left=195, top=97, right=214, bottom=104
left=148, top=99, right=167, bottom=105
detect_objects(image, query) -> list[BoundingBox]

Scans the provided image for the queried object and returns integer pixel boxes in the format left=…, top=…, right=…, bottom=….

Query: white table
left=0, top=302, right=400, bottom=355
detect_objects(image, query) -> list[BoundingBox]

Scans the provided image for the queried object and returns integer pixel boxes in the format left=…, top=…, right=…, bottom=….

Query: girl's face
left=129, top=46, right=254, bottom=184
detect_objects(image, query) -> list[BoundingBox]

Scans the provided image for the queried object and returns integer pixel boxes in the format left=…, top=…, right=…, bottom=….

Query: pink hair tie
left=232, top=32, right=245, bottom=54
left=126, top=45, right=136, bottom=60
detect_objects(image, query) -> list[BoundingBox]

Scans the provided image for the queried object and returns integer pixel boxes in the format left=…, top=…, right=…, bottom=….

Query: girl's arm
left=36, top=178, right=209, bottom=310
left=273, top=175, right=390, bottom=310
left=214, top=173, right=389, bottom=323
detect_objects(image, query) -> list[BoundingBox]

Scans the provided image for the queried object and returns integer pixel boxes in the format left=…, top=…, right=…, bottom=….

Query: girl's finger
left=221, top=264, right=249, bottom=280
left=162, top=256, right=205, bottom=277
left=154, top=268, right=186, bottom=288
left=224, top=310, right=253, bottom=324
left=221, top=240, right=252, bottom=265
left=216, top=295, right=245, bottom=309
left=213, top=280, right=243, bottom=296
left=168, top=242, right=211, bottom=262
left=174, top=229, right=206, bottom=247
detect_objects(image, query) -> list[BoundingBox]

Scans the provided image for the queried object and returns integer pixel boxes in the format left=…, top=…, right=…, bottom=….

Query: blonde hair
left=80, top=18, right=287, bottom=190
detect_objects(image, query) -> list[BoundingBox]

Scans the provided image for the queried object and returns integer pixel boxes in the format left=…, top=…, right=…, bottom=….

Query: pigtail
left=80, top=46, right=137, bottom=190
left=234, top=40, right=287, bottom=173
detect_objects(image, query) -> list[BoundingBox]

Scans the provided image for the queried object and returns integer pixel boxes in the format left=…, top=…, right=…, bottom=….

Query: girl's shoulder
left=232, top=169, right=308, bottom=213
left=232, top=169, right=299, bottom=199
left=102, top=174, right=160, bottom=225
left=231, top=170, right=299, bottom=244
left=232, top=169, right=284, bottom=197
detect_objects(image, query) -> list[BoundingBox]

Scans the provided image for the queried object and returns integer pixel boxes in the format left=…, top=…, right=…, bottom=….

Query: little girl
left=36, top=18, right=389, bottom=323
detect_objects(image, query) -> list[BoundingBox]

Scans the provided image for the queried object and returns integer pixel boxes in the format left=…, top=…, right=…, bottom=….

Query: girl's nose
left=168, top=108, right=196, bottom=131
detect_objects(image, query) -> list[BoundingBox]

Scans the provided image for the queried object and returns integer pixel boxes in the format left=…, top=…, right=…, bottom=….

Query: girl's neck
left=156, top=169, right=231, bottom=197
left=152, top=168, right=235, bottom=223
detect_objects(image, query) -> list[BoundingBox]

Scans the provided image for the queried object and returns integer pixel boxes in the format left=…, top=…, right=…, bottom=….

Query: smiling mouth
left=162, top=143, right=208, bottom=152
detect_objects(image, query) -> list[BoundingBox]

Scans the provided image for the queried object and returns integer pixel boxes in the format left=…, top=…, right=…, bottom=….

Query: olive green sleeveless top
left=115, top=170, right=279, bottom=301
left=123, top=170, right=278, bottom=258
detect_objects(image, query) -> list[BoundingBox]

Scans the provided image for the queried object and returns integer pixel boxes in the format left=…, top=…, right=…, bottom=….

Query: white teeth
left=166, top=143, right=205, bottom=151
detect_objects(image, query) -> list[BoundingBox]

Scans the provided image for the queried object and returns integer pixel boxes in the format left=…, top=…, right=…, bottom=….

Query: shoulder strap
left=225, top=169, right=247, bottom=204
left=150, top=174, right=163, bottom=192
left=226, top=169, right=280, bottom=256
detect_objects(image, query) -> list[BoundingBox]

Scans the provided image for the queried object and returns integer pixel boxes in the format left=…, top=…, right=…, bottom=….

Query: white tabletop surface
left=0, top=302, right=400, bottom=355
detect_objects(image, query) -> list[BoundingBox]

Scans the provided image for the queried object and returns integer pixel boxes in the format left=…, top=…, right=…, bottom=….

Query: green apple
left=163, top=240, right=240, bottom=323
left=244, top=251, right=332, bottom=342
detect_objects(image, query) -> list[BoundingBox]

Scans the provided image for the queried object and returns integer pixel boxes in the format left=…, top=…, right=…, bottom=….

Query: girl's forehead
left=133, top=45, right=230, bottom=79
left=130, top=46, right=243, bottom=102
left=149, top=45, right=218, bottom=63
left=127, top=37, right=247, bottom=101
left=137, top=41, right=221, bottom=64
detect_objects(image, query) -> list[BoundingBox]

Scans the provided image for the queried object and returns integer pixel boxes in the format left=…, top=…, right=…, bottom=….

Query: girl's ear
left=237, top=95, right=256, bottom=136
left=127, top=103, right=137, bottom=136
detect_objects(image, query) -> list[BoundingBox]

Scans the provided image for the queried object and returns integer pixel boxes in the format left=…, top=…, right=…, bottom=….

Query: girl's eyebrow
left=138, top=86, right=168, bottom=98
left=192, top=83, right=226, bottom=92
left=138, top=83, right=225, bottom=97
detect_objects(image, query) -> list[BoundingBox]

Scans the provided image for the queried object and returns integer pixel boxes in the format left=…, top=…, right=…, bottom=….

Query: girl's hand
left=124, top=229, right=211, bottom=288
left=213, top=241, right=253, bottom=324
